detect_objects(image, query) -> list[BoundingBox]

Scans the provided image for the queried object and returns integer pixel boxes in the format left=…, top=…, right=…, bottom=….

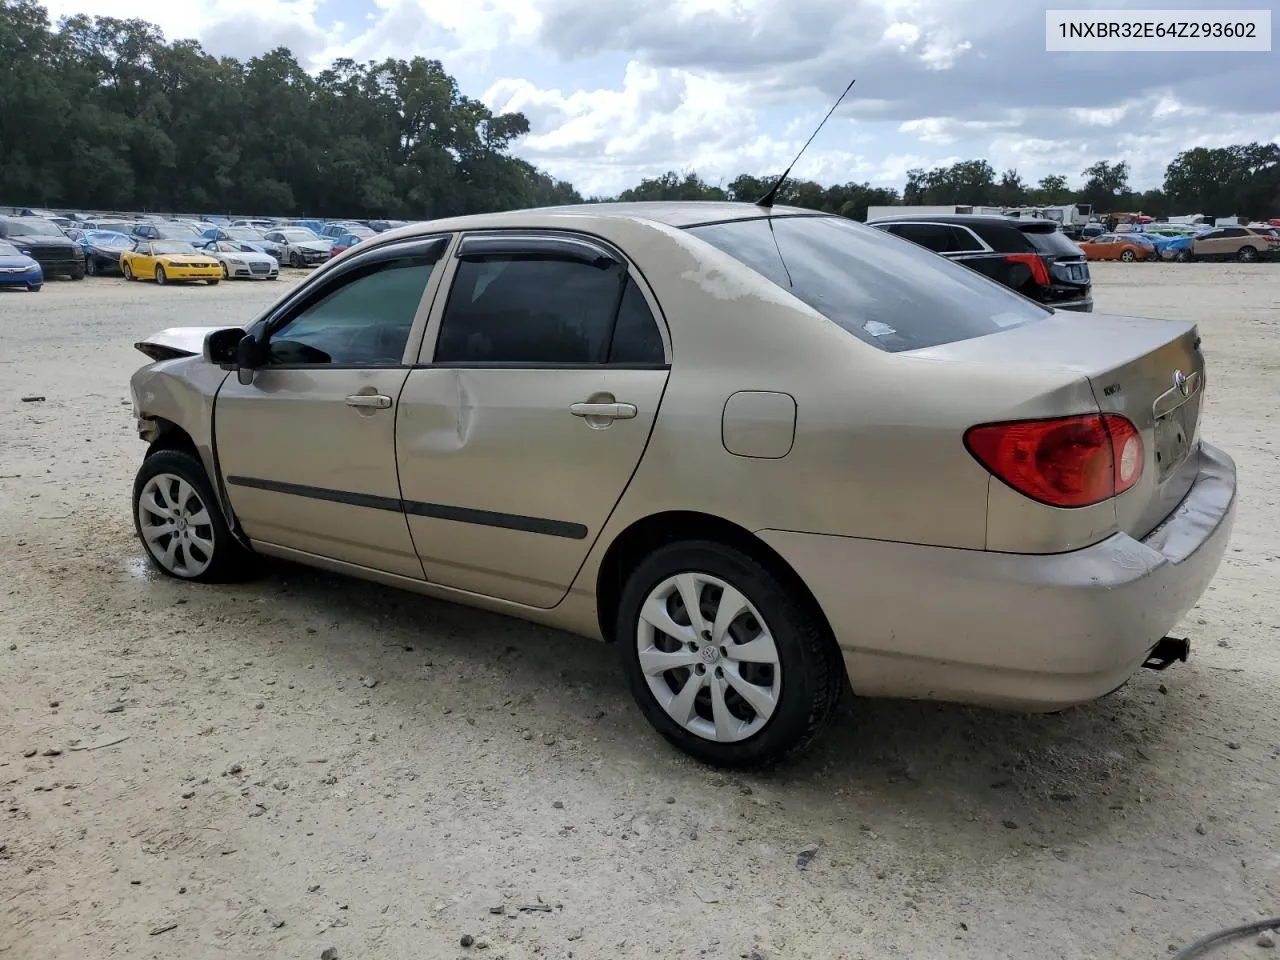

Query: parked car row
left=0, top=210, right=426, bottom=291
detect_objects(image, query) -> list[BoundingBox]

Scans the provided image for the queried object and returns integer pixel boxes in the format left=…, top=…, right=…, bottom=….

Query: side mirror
left=235, top=333, right=266, bottom=385
left=203, top=326, right=247, bottom=366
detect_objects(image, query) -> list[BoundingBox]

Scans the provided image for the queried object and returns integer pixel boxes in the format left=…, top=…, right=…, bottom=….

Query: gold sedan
left=127, top=203, right=1237, bottom=767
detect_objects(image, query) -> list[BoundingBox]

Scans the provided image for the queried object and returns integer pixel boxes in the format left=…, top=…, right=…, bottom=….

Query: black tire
left=86, top=257, right=98, bottom=277
left=27, top=283, right=41, bottom=292
left=132, top=449, right=255, bottom=583
left=123, top=262, right=135, bottom=280
left=221, top=262, right=229, bottom=279
left=1175, top=249, right=1192, bottom=263
left=207, top=278, right=220, bottom=285
left=155, top=265, right=167, bottom=285
left=1238, top=245, right=1257, bottom=263
left=616, top=540, right=844, bottom=768
left=289, top=251, right=302, bottom=268
left=1120, top=249, right=1135, bottom=262
left=70, top=264, right=85, bottom=280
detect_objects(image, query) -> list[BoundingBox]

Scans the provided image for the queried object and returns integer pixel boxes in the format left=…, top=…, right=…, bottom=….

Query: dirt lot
left=1, top=263, right=1277, bottom=960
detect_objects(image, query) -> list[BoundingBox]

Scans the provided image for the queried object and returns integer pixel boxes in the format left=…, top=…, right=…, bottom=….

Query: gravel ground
left=2, top=263, right=1278, bottom=960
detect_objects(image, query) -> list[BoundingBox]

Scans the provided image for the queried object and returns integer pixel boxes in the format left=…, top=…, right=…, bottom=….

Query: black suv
left=0, top=216, right=86, bottom=280
left=867, top=214, right=1092, bottom=312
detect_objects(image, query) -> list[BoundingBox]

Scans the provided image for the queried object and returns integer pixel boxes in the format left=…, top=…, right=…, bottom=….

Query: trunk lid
left=911, top=311, right=1205, bottom=541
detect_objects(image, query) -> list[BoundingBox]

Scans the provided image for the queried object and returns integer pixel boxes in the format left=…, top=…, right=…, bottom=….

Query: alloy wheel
left=636, top=572, right=782, bottom=743
left=136, top=473, right=216, bottom=577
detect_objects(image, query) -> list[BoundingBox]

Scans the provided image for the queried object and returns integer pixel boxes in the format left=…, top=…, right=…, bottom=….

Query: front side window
left=268, top=254, right=439, bottom=366
left=434, top=256, right=627, bottom=364
left=686, top=215, right=1050, bottom=353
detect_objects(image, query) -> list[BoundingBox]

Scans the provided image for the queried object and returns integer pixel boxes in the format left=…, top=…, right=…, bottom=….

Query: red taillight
left=1004, top=253, right=1051, bottom=286
left=964, top=414, right=1144, bottom=508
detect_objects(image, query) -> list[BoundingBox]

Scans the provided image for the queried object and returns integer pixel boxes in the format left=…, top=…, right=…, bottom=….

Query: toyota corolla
left=127, top=202, right=1237, bottom=767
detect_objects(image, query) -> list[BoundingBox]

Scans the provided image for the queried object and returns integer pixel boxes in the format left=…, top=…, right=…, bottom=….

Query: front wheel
left=221, top=262, right=229, bottom=279
left=70, top=265, right=85, bottom=280
left=133, top=449, right=254, bottom=583
left=86, top=258, right=98, bottom=277
left=123, top=262, right=135, bottom=280
left=1120, top=249, right=1135, bottom=262
left=289, top=251, right=302, bottom=268
left=207, top=278, right=220, bottom=285
left=617, top=540, right=844, bottom=768
left=155, top=265, right=167, bottom=285
left=26, top=283, right=41, bottom=292
left=1175, top=249, right=1192, bottom=263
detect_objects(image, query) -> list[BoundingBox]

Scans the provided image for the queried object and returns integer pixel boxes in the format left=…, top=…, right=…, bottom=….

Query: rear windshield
left=1021, top=227, right=1085, bottom=256
left=684, top=215, right=1049, bottom=353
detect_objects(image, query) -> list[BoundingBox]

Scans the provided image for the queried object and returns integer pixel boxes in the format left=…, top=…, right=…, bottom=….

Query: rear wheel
left=1238, top=245, right=1258, bottom=263
left=133, top=449, right=254, bottom=583
left=155, top=265, right=167, bottom=285
left=617, top=540, right=843, bottom=768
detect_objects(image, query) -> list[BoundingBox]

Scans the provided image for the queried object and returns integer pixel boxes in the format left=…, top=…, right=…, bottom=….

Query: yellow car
left=121, top=240, right=222, bottom=285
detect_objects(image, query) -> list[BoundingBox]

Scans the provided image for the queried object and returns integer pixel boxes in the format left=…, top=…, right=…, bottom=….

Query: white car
left=261, top=228, right=333, bottom=268
left=198, top=240, right=280, bottom=280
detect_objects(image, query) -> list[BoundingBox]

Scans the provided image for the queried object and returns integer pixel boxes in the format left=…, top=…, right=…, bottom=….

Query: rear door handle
left=569, top=401, right=637, bottom=420
left=346, top=394, right=392, bottom=409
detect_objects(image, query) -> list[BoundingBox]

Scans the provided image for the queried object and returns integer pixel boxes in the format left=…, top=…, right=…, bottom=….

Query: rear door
left=1192, top=229, right=1230, bottom=259
left=396, top=230, right=671, bottom=608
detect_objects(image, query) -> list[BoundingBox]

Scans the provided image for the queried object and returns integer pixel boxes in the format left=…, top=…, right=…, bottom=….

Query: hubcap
left=137, top=473, right=215, bottom=577
left=636, top=572, right=781, bottom=743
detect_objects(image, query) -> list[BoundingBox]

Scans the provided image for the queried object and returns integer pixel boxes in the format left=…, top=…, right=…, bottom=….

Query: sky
left=38, top=0, right=1280, bottom=197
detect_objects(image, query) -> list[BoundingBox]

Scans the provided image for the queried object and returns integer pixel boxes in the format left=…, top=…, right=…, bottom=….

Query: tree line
left=3, top=1, right=1277, bottom=221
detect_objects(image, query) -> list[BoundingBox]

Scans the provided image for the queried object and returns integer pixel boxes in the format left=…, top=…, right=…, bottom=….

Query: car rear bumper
left=757, top=441, right=1236, bottom=711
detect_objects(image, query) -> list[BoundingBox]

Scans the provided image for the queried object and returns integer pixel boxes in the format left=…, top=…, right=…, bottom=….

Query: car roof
left=865, top=213, right=1059, bottom=229
left=383, top=201, right=820, bottom=237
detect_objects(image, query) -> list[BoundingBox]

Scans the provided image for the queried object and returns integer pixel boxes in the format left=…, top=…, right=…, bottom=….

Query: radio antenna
left=756, top=78, right=857, bottom=209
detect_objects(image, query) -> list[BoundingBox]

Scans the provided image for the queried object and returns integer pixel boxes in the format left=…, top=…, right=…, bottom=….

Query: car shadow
left=137, top=550, right=1224, bottom=865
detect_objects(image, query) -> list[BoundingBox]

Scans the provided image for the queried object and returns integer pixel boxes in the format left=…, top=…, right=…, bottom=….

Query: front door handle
left=346, top=394, right=392, bottom=409
left=569, top=401, right=637, bottom=420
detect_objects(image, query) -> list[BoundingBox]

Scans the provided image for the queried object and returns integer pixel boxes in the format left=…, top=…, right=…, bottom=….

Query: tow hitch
left=1143, top=636, right=1191, bottom=671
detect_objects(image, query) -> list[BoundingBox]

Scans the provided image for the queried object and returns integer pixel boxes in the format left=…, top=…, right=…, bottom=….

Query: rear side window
left=686, top=215, right=1049, bottom=353
left=435, top=257, right=623, bottom=364
left=608, top=278, right=666, bottom=364
left=883, top=222, right=957, bottom=253
left=1020, top=227, right=1084, bottom=257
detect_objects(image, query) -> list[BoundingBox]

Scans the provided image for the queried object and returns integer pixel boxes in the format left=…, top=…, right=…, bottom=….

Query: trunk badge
left=1173, top=369, right=1189, bottom=397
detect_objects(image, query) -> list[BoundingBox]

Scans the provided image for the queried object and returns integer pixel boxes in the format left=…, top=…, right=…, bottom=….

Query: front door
left=396, top=231, right=671, bottom=608
left=214, top=237, right=450, bottom=578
